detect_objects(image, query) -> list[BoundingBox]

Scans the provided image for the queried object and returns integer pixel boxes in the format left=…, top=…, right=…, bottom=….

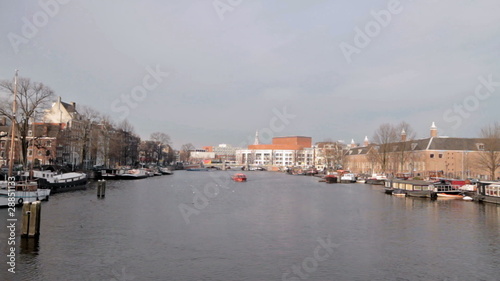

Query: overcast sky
left=1, top=0, right=499, bottom=149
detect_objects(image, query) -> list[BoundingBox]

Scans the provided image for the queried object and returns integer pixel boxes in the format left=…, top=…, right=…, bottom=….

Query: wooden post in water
left=97, top=180, right=106, bottom=198
left=21, top=201, right=41, bottom=237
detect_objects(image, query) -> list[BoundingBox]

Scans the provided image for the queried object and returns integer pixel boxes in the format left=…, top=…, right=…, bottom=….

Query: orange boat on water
left=437, top=193, right=464, bottom=199
left=232, top=173, right=247, bottom=182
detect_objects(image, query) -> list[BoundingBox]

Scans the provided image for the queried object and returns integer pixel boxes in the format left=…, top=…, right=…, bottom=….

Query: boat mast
left=8, top=70, right=18, bottom=178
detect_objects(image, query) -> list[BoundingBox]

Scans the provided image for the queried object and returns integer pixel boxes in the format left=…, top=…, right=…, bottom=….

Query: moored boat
left=365, top=174, right=387, bottom=185
left=159, top=167, right=174, bottom=175
left=340, top=173, right=357, bottom=183
left=436, top=193, right=464, bottom=199
left=34, top=171, right=88, bottom=193
left=474, top=182, right=500, bottom=204
left=0, top=182, right=50, bottom=207
left=116, top=169, right=149, bottom=179
left=324, top=174, right=338, bottom=184
left=387, top=179, right=437, bottom=199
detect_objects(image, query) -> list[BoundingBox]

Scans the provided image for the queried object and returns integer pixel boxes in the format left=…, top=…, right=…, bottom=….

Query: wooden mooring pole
left=97, top=180, right=106, bottom=198
left=21, top=201, right=41, bottom=237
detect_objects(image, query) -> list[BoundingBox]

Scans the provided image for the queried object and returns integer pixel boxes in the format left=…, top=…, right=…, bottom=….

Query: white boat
left=116, top=169, right=149, bottom=179
left=340, top=173, right=357, bottom=183
left=365, top=174, right=387, bottom=185
left=159, top=167, right=173, bottom=175
left=0, top=182, right=51, bottom=207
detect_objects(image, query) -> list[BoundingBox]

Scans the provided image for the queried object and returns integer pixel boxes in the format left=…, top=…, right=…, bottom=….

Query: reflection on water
left=0, top=171, right=499, bottom=280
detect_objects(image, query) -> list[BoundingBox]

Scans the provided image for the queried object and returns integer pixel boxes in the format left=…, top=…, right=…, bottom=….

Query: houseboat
left=386, top=179, right=437, bottom=199
left=34, top=171, right=88, bottom=193
left=474, top=181, right=500, bottom=204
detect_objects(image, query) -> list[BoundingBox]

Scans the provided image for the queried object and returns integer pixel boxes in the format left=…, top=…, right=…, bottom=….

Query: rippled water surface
left=1, top=171, right=499, bottom=280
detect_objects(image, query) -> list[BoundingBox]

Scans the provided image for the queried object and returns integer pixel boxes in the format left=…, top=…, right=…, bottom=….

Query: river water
left=1, top=171, right=499, bottom=281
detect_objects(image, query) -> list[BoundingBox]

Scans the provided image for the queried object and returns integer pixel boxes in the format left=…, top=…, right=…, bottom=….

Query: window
left=439, top=154, right=443, bottom=158
left=46, top=141, right=51, bottom=147
left=477, top=143, right=485, bottom=151
left=28, top=130, right=32, bottom=136
left=430, top=154, right=434, bottom=158
left=0, top=141, right=4, bottom=148
left=28, top=149, right=33, bottom=156
left=38, top=150, right=42, bottom=156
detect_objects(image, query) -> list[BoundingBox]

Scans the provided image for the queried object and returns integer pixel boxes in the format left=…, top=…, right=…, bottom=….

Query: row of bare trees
left=476, top=122, right=500, bottom=179
left=366, top=121, right=500, bottom=179
left=367, top=121, right=415, bottom=174
left=0, top=75, right=173, bottom=169
left=139, top=132, right=174, bottom=165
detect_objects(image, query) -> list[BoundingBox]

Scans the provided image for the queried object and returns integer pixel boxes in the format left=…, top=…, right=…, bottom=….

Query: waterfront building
left=314, top=141, right=348, bottom=170
left=236, top=136, right=314, bottom=168
left=202, top=144, right=243, bottom=162
left=0, top=118, right=63, bottom=167
left=345, top=122, right=500, bottom=180
left=43, top=96, right=84, bottom=167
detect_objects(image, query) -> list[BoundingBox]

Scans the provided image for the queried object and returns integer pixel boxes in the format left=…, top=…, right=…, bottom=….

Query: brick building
left=345, top=122, right=500, bottom=180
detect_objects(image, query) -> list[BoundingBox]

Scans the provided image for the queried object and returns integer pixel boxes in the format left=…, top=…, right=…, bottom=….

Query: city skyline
left=1, top=1, right=499, bottom=149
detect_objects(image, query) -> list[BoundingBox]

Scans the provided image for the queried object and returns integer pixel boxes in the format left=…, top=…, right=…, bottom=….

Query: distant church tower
left=401, top=129, right=407, bottom=142
left=253, top=130, right=260, bottom=145
left=430, top=122, right=438, bottom=137
left=363, top=136, right=369, bottom=146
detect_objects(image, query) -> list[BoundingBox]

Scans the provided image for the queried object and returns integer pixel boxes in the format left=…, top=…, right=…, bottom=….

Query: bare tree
left=115, top=120, right=139, bottom=166
left=150, top=132, right=171, bottom=165
left=96, top=115, right=115, bottom=167
left=475, top=122, right=500, bottom=180
left=394, top=121, right=416, bottom=173
left=372, top=123, right=398, bottom=174
left=318, top=141, right=346, bottom=169
left=0, top=76, right=54, bottom=167
left=180, top=143, right=195, bottom=163
left=76, top=105, right=101, bottom=169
